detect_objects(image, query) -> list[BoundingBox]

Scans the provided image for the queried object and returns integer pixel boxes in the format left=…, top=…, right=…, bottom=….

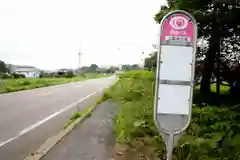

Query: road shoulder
left=40, top=101, right=118, bottom=160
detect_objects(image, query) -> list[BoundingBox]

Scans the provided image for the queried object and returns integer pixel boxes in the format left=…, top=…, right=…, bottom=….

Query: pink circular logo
left=169, top=16, right=188, bottom=30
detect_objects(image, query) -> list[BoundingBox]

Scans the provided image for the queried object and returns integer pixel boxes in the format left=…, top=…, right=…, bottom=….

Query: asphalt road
left=0, top=76, right=116, bottom=160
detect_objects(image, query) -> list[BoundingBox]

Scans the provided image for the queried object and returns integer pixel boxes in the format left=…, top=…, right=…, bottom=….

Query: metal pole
left=78, top=45, right=82, bottom=69
left=166, top=134, right=174, bottom=160
left=141, top=45, right=144, bottom=63
left=78, top=52, right=81, bottom=68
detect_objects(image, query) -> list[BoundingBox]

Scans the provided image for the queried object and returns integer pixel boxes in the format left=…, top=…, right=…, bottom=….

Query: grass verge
left=63, top=93, right=109, bottom=129
left=103, top=70, right=240, bottom=160
left=0, top=73, right=110, bottom=94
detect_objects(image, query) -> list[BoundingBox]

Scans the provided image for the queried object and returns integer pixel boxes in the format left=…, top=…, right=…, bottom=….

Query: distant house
left=58, top=68, right=71, bottom=73
left=9, top=65, right=41, bottom=78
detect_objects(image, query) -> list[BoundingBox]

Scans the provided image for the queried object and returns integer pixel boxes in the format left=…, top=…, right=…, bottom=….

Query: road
left=0, top=76, right=116, bottom=160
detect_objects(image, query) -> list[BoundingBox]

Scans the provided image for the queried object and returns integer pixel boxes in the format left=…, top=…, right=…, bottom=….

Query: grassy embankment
left=0, top=73, right=110, bottom=94
left=103, top=70, right=240, bottom=160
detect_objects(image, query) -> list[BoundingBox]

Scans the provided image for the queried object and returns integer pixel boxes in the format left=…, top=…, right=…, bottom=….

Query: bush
left=19, top=80, right=31, bottom=85
left=12, top=73, right=25, bottom=78
left=0, top=73, right=12, bottom=79
left=170, top=104, right=240, bottom=160
left=65, top=71, right=75, bottom=78
left=54, top=74, right=62, bottom=78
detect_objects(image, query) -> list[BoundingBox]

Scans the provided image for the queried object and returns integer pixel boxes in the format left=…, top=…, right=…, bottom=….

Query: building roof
left=12, top=65, right=39, bottom=72
left=14, top=65, right=36, bottom=68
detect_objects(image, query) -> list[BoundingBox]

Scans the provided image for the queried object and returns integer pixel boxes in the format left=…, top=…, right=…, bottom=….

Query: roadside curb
left=24, top=101, right=98, bottom=160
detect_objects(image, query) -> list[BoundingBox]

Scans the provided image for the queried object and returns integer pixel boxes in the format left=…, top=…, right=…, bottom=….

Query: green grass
left=63, top=95, right=107, bottom=129
left=63, top=107, right=93, bottom=129
left=0, top=73, right=110, bottom=94
left=195, top=83, right=230, bottom=93
left=103, top=70, right=240, bottom=160
left=64, top=112, right=83, bottom=129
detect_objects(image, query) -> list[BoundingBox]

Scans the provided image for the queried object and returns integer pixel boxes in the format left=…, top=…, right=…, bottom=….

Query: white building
left=9, top=65, right=41, bottom=78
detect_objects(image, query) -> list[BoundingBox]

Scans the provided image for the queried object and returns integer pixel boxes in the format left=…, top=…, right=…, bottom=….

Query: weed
left=64, top=112, right=82, bottom=129
left=63, top=95, right=106, bottom=129
left=106, top=70, right=240, bottom=160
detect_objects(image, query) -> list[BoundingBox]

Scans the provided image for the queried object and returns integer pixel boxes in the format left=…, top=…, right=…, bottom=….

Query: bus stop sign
left=154, top=10, right=197, bottom=159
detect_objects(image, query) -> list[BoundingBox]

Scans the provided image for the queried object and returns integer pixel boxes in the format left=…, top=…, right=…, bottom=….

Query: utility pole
left=78, top=45, right=82, bottom=69
left=78, top=52, right=82, bottom=68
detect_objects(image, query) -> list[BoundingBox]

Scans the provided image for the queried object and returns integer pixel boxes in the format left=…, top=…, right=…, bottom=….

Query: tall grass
left=104, top=70, right=240, bottom=160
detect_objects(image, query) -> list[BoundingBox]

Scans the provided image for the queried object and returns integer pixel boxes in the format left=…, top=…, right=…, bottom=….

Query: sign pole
left=166, top=134, right=174, bottom=160
left=154, top=10, right=197, bottom=159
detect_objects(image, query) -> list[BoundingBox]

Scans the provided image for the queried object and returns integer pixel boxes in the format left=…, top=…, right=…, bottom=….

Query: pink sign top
left=160, top=13, right=195, bottom=42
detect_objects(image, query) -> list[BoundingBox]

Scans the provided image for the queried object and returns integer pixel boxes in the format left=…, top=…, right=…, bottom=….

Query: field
left=0, top=73, right=109, bottom=94
left=103, top=70, right=240, bottom=160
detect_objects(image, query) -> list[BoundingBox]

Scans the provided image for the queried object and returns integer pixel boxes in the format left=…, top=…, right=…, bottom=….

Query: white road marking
left=0, top=91, right=99, bottom=148
left=74, top=84, right=84, bottom=88
left=42, top=92, right=51, bottom=96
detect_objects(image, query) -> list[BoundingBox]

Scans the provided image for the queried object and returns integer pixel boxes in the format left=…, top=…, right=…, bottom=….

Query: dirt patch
left=114, top=138, right=160, bottom=160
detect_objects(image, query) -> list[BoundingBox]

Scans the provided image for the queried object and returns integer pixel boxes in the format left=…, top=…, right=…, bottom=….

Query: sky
left=0, top=0, right=166, bottom=70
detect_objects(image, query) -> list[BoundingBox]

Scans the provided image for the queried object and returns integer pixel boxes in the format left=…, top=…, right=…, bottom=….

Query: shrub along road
left=0, top=76, right=116, bottom=160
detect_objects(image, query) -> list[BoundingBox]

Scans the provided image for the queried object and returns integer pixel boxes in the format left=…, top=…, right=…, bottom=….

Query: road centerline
left=42, top=92, right=52, bottom=96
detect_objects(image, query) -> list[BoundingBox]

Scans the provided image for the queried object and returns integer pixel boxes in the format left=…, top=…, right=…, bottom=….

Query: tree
left=0, top=60, right=7, bottom=73
left=144, top=52, right=157, bottom=71
left=121, top=64, right=131, bottom=71
left=107, top=66, right=118, bottom=74
left=131, top=64, right=140, bottom=69
left=88, top=64, right=99, bottom=73
left=154, top=0, right=240, bottom=94
left=65, top=70, right=74, bottom=78
left=90, top=64, right=98, bottom=69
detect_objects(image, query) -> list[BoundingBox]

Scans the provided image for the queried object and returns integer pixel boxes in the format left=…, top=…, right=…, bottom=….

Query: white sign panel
left=158, top=84, right=191, bottom=115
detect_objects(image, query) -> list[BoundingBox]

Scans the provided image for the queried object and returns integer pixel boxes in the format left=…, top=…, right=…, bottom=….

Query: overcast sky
left=0, top=0, right=166, bottom=70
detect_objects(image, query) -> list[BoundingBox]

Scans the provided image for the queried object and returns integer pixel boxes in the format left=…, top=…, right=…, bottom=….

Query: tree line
left=0, top=60, right=8, bottom=73
left=0, top=59, right=141, bottom=79
left=144, top=0, right=240, bottom=95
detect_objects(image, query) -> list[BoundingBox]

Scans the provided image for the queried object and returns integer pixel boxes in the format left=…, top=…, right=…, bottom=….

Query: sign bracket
left=159, top=79, right=191, bottom=86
